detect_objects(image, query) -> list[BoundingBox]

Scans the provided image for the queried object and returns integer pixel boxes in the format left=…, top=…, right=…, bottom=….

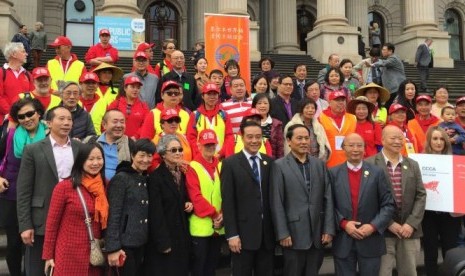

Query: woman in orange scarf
left=43, top=142, right=108, bottom=275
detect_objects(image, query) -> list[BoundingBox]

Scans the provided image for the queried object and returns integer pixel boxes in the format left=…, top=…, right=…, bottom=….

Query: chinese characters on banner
left=409, top=154, right=465, bottom=213
left=204, top=13, right=251, bottom=92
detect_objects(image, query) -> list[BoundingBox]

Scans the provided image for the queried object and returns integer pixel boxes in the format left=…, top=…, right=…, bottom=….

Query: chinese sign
left=409, top=154, right=465, bottom=213
left=95, top=16, right=145, bottom=50
left=205, top=14, right=250, bottom=91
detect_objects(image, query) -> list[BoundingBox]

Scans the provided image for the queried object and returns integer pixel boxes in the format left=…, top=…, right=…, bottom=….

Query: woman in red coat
left=43, top=142, right=109, bottom=276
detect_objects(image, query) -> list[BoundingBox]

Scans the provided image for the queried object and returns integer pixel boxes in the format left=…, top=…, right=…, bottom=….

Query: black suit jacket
left=221, top=152, right=275, bottom=250
left=270, top=96, right=299, bottom=130
left=291, top=79, right=308, bottom=101
left=156, top=70, right=200, bottom=111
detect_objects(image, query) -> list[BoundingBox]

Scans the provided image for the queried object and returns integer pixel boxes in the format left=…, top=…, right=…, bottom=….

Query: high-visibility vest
left=407, top=118, right=439, bottom=154
left=319, top=112, right=357, bottom=168
left=47, top=59, right=85, bottom=91
left=233, top=134, right=268, bottom=155
left=188, top=160, right=224, bottom=237
left=373, top=107, right=387, bottom=125
left=96, top=86, right=118, bottom=106
left=152, top=108, right=190, bottom=136
left=18, top=92, right=61, bottom=110
left=194, top=111, right=226, bottom=153
left=89, top=98, right=109, bottom=135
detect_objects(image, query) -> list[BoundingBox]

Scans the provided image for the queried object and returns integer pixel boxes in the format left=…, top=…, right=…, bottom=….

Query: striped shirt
left=382, top=151, right=403, bottom=207
left=220, top=99, right=252, bottom=134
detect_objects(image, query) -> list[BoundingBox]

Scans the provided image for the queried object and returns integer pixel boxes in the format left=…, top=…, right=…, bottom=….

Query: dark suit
left=330, top=162, right=395, bottom=276
left=156, top=70, right=200, bottom=111
left=221, top=151, right=275, bottom=276
left=16, top=136, right=80, bottom=276
left=291, top=79, right=308, bottom=101
left=271, top=153, right=335, bottom=275
left=415, top=43, right=432, bottom=92
left=270, top=95, right=299, bottom=130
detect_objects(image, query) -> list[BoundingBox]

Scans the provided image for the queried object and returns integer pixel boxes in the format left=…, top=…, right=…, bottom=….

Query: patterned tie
left=299, top=82, right=305, bottom=98
left=250, top=156, right=260, bottom=184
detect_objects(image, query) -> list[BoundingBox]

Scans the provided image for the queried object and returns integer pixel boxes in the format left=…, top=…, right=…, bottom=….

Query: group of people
left=0, top=26, right=463, bottom=276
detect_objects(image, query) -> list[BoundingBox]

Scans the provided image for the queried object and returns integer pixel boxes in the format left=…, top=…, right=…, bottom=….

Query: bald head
left=171, top=50, right=185, bottom=70
left=342, top=133, right=365, bottom=165
left=382, top=125, right=404, bottom=155
left=382, top=125, right=403, bottom=139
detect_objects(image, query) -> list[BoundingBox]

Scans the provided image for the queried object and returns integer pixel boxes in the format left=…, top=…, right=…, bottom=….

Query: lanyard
left=59, top=58, right=72, bottom=75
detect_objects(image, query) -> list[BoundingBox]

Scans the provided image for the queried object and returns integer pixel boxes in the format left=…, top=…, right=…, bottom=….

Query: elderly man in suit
left=17, top=106, right=80, bottom=276
left=271, top=124, right=335, bottom=275
left=372, top=43, right=406, bottom=108
left=366, top=125, right=426, bottom=276
left=330, top=133, right=395, bottom=276
left=221, top=120, right=275, bottom=276
left=415, top=38, right=433, bottom=93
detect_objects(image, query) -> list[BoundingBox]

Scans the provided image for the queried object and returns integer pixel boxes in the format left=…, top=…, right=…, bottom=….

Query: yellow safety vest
left=89, top=98, right=109, bottom=135
left=18, top=92, right=61, bottom=111
left=152, top=108, right=190, bottom=136
left=189, top=161, right=224, bottom=237
left=96, top=86, right=118, bottom=106
left=47, top=59, right=85, bottom=91
left=234, top=134, right=267, bottom=154
left=194, top=112, right=226, bottom=153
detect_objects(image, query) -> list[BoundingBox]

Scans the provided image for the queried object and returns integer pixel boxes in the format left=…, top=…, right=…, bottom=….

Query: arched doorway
left=297, top=6, right=315, bottom=52
left=443, top=8, right=463, bottom=60
left=368, top=12, right=385, bottom=47
left=65, top=0, right=94, bottom=46
left=144, top=1, right=179, bottom=47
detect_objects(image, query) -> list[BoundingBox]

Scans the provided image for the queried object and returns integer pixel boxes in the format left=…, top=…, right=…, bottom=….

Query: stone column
left=99, top=0, right=141, bottom=17
left=0, top=0, right=22, bottom=47
left=259, top=0, right=270, bottom=53
left=306, top=0, right=360, bottom=63
left=273, top=0, right=303, bottom=54
left=193, top=0, right=217, bottom=44
left=346, top=0, right=368, bottom=49
left=394, top=0, right=453, bottom=67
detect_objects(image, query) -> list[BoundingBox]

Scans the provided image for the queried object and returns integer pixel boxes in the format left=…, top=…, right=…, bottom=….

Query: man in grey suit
left=366, top=125, right=426, bottom=276
left=415, top=38, right=433, bottom=92
left=330, top=133, right=395, bottom=276
left=372, top=43, right=406, bottom=108
left=17, top=106, right=80, bottom=276
left=271, top=124, right=335, bottom=275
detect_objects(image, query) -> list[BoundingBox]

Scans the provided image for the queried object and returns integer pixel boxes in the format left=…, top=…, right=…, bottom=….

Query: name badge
left=184, top=83, right=190, bottom=90
left=335, top=136, right=344, bottom=150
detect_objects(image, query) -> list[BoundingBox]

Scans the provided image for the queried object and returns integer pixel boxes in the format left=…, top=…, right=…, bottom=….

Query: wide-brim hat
left=347, top=96, right=375, bottom=116
left=92, top=62, right=123, bottom=83
left=354, top=82, right=390, bottom=104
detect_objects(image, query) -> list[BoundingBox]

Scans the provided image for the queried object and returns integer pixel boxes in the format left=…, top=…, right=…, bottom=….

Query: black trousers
left=24, top=235, right=44, bottom=276
left=421, top=210, right=461, bottom=276
left=283, top=246, right=324, bottom=276
left=334, top=246, right=381, bottom=276
left=231, top=246, right=274, bottom=276
left=120, top=246, right=145, bottom=276
left=417, top=66, right=430, bottom=92
left=191, top=235, right=223, bottom=276
left=0, top=198, right=23, bottom=276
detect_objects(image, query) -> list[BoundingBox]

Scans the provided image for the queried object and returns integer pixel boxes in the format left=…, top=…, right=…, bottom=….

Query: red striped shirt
left=220, top=99, right=252, bottom=134
left=387, top=161, right=403, bottom=207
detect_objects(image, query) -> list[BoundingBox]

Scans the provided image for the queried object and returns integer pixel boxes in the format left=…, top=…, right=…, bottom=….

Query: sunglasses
left=167, top=147, right=183, bottom=153
left=17, top=110, right=36, bottom=120
left=166, top=118, right=181, bottom=124
left=165, top=91, right=181, bottom=97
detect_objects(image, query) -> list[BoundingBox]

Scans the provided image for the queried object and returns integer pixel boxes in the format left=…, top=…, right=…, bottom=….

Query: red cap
left=456, top=96, right=465, bottom=105
left=49, top=36, right=72, bottom=47
left=161, top=108, right=180, bottom=121
left=198, top=129, right=218, bottom=145
left=202, top=82, right=220, bottom=94
left=328, top=91, right=347, bottom=101
left=32, top=67, right=50, bottom=79
left=161, top=80, right=181, bottom=93
left=79, top=72, right=100, bottom=83
left=133, top=51, right=148, bottom=59
left=124, top=76, right=143, bottom=86
left=136, top=42, right=155, bottom=52
left=389, top=104, right=407, bottom=114
left=244, top=108, right=261, bottom=118
left=415, top=94, right=432, bottom=103
left=99, top=29, right=110, bottom=36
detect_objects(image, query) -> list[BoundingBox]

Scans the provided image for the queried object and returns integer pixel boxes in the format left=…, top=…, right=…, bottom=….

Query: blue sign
left=94, top=16, right=145, bottom=50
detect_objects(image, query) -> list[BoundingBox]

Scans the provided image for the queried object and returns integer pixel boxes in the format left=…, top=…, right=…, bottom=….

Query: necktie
left=299, top=83, right=305, bottom=98
left=250, top=156, right=260, bottom=184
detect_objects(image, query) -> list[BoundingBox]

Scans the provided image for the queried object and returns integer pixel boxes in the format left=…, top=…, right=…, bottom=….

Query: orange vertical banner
left=204, top=13, right=251, bottom=92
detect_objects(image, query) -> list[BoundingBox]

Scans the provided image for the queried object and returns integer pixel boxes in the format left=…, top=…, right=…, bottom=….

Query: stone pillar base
left=394, top=30, right=453, bottom=68
left=249, top=21, right=261, bottom=61
left=306, top=25, right=360, bottom=64
left=99, top=3, right=141, bottom=17
left=0, top=3, right=21, bottom=48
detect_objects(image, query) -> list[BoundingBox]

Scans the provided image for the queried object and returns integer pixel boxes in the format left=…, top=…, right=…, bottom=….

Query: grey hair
left=35, top=22, right=44, bottom=29
left=157, top=134, right=181, bottom=155
left=58, top=81, right=81, bottom=95
left=3, top=42, right=25, bottom=61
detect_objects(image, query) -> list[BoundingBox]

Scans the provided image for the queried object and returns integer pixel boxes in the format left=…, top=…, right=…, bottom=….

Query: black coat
left=143, top=162, right=191, bottom=276
left=156, top=71, right=200, bottom=111
left=270, top=95, right=299, bottom=130
left=59, top=103, right=96, bottom=140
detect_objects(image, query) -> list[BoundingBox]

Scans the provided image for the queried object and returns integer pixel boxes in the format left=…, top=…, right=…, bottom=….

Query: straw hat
left=354, top=82, right=390, bottom=104
left=92, top=62, right=123, bottom=83
left=347, top=96, right=375, bottom=116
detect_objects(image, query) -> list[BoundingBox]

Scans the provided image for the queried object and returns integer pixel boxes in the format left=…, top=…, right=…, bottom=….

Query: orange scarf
left=81, top=174, right=109, bottom=229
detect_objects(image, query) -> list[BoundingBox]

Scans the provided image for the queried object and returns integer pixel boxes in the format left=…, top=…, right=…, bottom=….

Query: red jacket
left=107, top=96, right=149, bottom=139
left=355, top=120, right=382, bottom=158
left=85, top=43, right=119, bottom=70
left=0, top=65, right=34, bottom=117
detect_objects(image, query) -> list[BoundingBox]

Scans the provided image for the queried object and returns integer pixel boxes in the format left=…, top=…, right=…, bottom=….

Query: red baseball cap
left=49, top=36, right=72, bottom=47
left=415, top=95, right=432, bottom=103
left=389, top=104, right=407, bottom=114
left=198, top=129, right=218, bottom=145
left=79, top=72, right=100, bottom=83
left=136, top=42, right=155, bottom=52
left=32, top=67, right=50, bottom=79
left=328, top=91, right=347, bottom=101
left=202, top=82, right=220, bottom=94
left=161, top=80, right=181, bottom=93
left=456, top=96, right=465, bottom=105
left=99, top=29, right=110, bottom=36
left=133, top=51, right=148, bottom=59
left=124, top=76, right=143, bottom=86
left=161, top=108, right=180, bottom=121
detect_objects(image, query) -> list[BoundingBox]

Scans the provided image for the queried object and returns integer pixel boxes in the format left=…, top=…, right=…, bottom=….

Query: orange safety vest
left=407, top=118, right=440, bottom=153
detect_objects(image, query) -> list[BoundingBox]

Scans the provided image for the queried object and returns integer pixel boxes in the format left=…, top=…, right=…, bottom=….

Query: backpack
left=1, top=67, right=32, bottom=82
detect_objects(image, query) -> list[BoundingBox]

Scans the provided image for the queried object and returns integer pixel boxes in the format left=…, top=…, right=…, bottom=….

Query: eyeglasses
left=167, top=147, right=183, bottom=153
left=281, top=83, right=293, bottom=86
left=165, top=91, right=181, bottom=97
left=172, top=56, right=185, bottom=60
left=17, top=110, right=36, bottom=120
left=63, top=91, right=80, bottom=97
left=166, top=117, right=181, bottom=124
